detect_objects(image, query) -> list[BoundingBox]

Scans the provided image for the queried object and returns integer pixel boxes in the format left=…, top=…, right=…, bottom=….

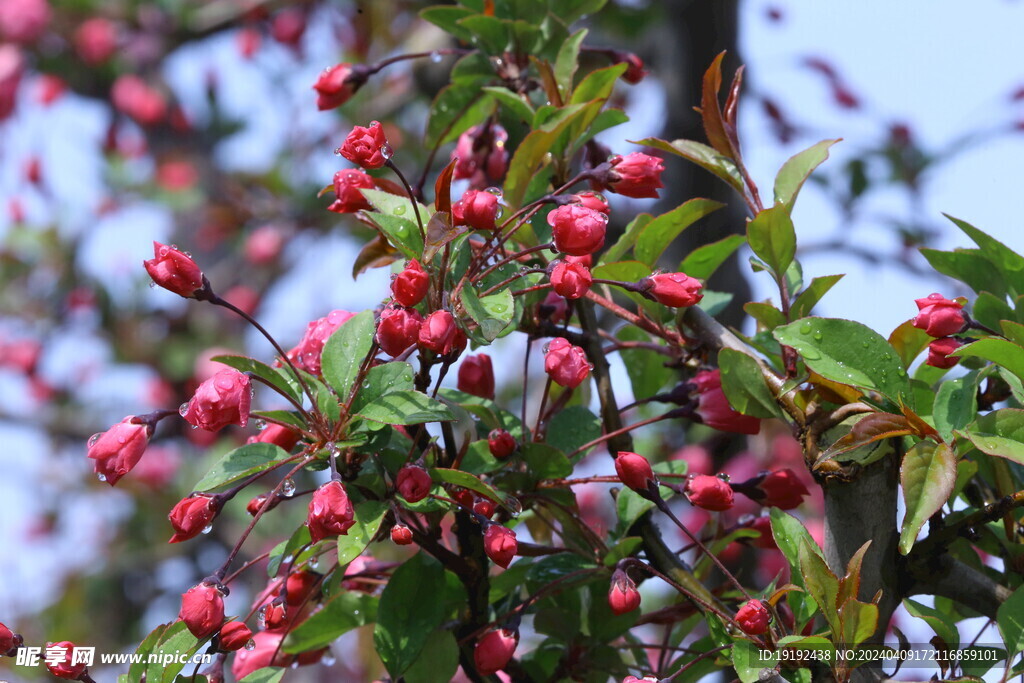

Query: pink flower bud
left=144, top=242, right=205, bottom=298
left=218, top=620, right=253, bottom=652
left=488, top=429, right=516, bottom=459
left=0, top=0, right=51, bottom=44
left=237, top=25, right=261, bottom=59
left=73, top=17, right=118, bottom=65
left=686, top=474, right=734, bottom=511
left=606, top=152, right=665, bottom=199
left=539, top=290, right=569, bottom=324
left=43, top=641, right=87, bottom=680
left=391, top=524, right=414, bottom=545
left=262, top=601, right=287, bottom=629
left=619, top=52, right=648, bottom=85
left=0, top=45, right=24, bottom=123
left=168, top=494, right=219, bottom=543
left=244, top=225, right=285, bottom=265
left=750, top=469, right=810, bottom=510
left=247, top=423, right=301, bottom=452
left=284, top=570, right=321, bottom=607
left=913, top=293, right=966, bottom=338
left=544, top=337, right=590, bottom=389
left=550, top=260, right=593, bottom=300
left=452, top=189, right=500, bottom=231
left=396, top=465, right=432, bottom=503
left=548, top=205, right=607, bottom=256
left=270, top=8, right=306, bottom=46
left=328, top=168, right=374, bottom=214
left=307, top=480, right=356, bottom=542
left=339, top=121, right=389, bottom=169
left=314, top=63, right=361, bottom=111
left=0, top=622, right=15, bottom=653
left=484, top=524, right=517, bottom=568
left=926, top=336, right=963, bottom=369
left=693, top=369, right=761, bottom=435
left=623, top=676, right=659, bottom=683
left=647, top=272, right=703, bottom=307
left=111, top=74, right=166, bottom=126
left=571, top=191, right=610, bottom=214
left=608, top=569, right=641, bottom=615
left=246, top=493, right=281, bottom=517
left=35, top=73, right=65, bottom=106
left=474, top=498, right=496, bottom=518
left=182, top=368, right=252, bottom=431
left=735, top=599, right=771, bottom=635
left=614, top=451, right=656, bottom=493
left=87, top=416, right=150, bottom=486
left=418, top=310, right=461, bottom=355
left=286, top=309, right=356, bottom=375
left=474, top=628, right=517, bottom=676
left=452, top=123, right=509, bottom=189
left=748, top=516, right=777, bottom=550
left=376, top=305, right=423, bottom=357
left=458, top=353, right=495, bottom=399
left=392, top=259, right=429, bottom=306
left=179, top=582, right=225, bottom=639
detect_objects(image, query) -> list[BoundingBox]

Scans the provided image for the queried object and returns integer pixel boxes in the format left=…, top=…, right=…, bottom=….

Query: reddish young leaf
left=434, top=157, right=458, bottom=216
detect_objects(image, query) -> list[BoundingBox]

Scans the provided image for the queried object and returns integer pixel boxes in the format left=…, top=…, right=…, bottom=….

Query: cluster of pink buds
left=912, top=293, right=968, bottom=369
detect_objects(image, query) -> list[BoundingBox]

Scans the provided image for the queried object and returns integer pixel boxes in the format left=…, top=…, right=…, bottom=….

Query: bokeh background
left=2, top=0, right=1023, bottom=680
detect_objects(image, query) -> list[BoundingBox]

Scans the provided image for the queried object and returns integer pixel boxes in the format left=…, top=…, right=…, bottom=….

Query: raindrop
left=290, top=661, right=300, bottom=669
left=393, top=205, right=407, bottom=216
left=716, top=473, right=731, bottom=482
left=812, top=333, right=823, bottom=342
left=429, top=50, right=442, bottom=64
left=244, top=639, right=256, bottom=651
left=97, top=473, right=107, bottom=482
left=116, top=436, right=126, bottom=444
left=88, top=433, right=102, bottom=448
left=283, top=554, right=295, bottom=564
left=308, top=556, right=320, bottom=570
left=504, top=497, right=523, bottom=517
left=327, top=442, right=342, bottom=457
left=380, top=143, right=394, bottom=160
left=862, top=341, right=870, bottom=348
left=362, top=380, right=371, bottom=388
left=322, top=653, right=337, bottom=667
left=281, top=478, right=297, bottom=497
left=202, top=524, right=214, bottom=535
left=485, top=186, right=503, bottom=197
left=255, top=419, right=267, bottom=431
left=799, top=323, right=813, bottom=335
left=148, top=281, right=157, bottom=288
left=178, top=402, right=190, bottom=417
left=333, top=147, right=342, bottom=156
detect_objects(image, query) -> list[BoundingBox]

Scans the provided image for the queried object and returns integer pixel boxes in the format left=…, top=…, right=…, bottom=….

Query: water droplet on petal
left=97, top=473, right=107, bottom=482
left=178, top=402, right=190, bottom=417
left=333, top=146, right=342, bottom=156
left=717, top=473, right=731, bottom=482
left=281, top=478, right=296, bottom=497
left=255, top=419, right=267, bottom=431
left=88, top=433, right=102, bottom=448
left=202, top=524, right=214, bottom=535
left=380, top=143, right=394, bottom=160
left=244, top=639, right=256, bottom=651
left=504, top=497, right=523, bottom=517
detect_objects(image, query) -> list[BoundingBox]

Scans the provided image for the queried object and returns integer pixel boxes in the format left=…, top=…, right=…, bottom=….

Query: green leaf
left=903, top=598, right=960, bottom=647
left=544, top=405, right=601, bottom=455
left=839, top=597, right=879, bottom=647
left=284, top=592, right=377, bottom=653
left=920, top=247, right=1008, bottom=298
left=431, top=467, right=519, bottom=511
left=774, top=139, right=840, bottom=209
left=774, top=317, right=911, bottom=406
left=238, top=671, right=285, bottom=683
left=420, top=6, right=475, bottom=43
left=481, top=86, right=534, bottom=123
left=458, top=14, right=510, bottom=54
left=717, top=348, right=783, bottom=419
left=462, top=286, right=515, bottom=341
left=965, top=409, right=1024, bottom=466
left=321, top=311, right=375, bottom=401
left=146, top=620, right=200, bottom=683
left=798, top=539, right=840, bottom=633
left=1001, top=320, right=1024, bottom=347
left=616, top=327, right=670, bottom=400
left=791, top=275, right=844, bottom=319
left=211, top=355, right=301, bottom=403
left=932, top=371, right=980, bottom=441
left=194, top=442, right=290, bottom=491
left=633, top=137, right=744, bottom=195
left=744, top=301, right=787, bottom=330
left=129, top=622, right=173, bottom=683
left=680, top=234, right=746, bottom=280
left=732, top=639, right=777, bottom=683
left=351, top=362, right=416, bottom=414
left=552, top=0, right=608, bottom=24
left=888, top=320, right=932, bottom=369
left=998, top=584, right=1024, bottom=655
left=947, top=214, right=1024, bottom=297
left=404, top=630, right=461, bottom=683
left=267, top=525, right=311, bottom=578
left=374, top=552, right=448, bottom=677
left=951, top=337, right=1024, bottom=385
left=355, top=390, right=454, bottom=425
left=601, top=213, right=651, bottom=264
left=899, top=442, right=956, bottom=555
left=362, top=211, right=423, bottom=261
left=522, top=443, right=573, bottom=479
left=554, top=28, right=587, bottom=99
left=747, top=204, right=796, bottom=278
left=634, top=198, right=723, bottom=267
left=337, top=500, right=389, bottom=565
left=973, top=292, right=1015, bottom=331
left=569, top=63, right=627, bottom=105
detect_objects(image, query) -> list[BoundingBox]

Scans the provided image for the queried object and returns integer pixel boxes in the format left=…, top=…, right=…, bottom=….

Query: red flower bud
left=262, top=601, right=287, bottom=629
left=686, top=474, right=734, bottom=511
left=571, top=191, right=610, bottom=214
left=111, top=75, right=166, bottom=126
left=168, top=494, right=219, bottom=543
left=74, top=18, right=118, bottom=65
left=623, top=677, right=659, bottom=683
left=458, top=353, right=495, bottom=399
left=0, top=0, right=50, bottom=44
left=539, top=290, right=569, bottom=324
left=550, top=260, right=593, bottom=300
left=614, top=451, right=656, bottom=493
left=236, top=25, right=261, bottom=59
left=647, top=272, right=703, bottom=307
left=244, top=225, right=285, bottom=265
left=926, top=336, right=963, bottom=369
left=418, top=310, right=461, bottom=355
left=307, top=480, right=355, bottom=542
left=0, top=621, right=15, bottom=653
left=750, top=469, right=810, bottom=510
left=314, top=63, right=362, bottom=111
left=392, top=259, right=429, bottom=307
left=144, top=242, right=204, bottom=298
left=452, top=189, right=501, bottom=231
left=474, top=498, right=496, bottom=518
left=452, top=488, right=474, bottom=509
left=913, top=293, right=966, bottom=337
left=620, top=53, right=648, bottom=85
left=247, top=423, right=301, bottom=452
left=735, top=599, right=771, bottom=635
left=182, top=368, right=252, bottom=431
left=452, top=123, right=509, bottom=189
left=376, top=305, right=423, bottom=357
left=43, top=641, right=87, bottom=680
left=286, top=309, right=356, bottom=375
left=179, top=582, right=225, bottom=639
left=748, top=516, right=778, bottom=550
left=488, top=429, right=516, bottom=459
left=218, top=620, right=253, bottom=652
left=484, top=524, right=517, bottom=568
left=87, top=416, right=150, bottom=485
left=391, top=524, right=414, bottom=545
left=548, top=205, right=607, bottom=256
left=608, top=569, right=641, bottom=615
left=693, top=369, right=761, bottom=435
left=0, top=46, right=24, bottom=123
left=607, top=152, right=665, bottom=198
left=396, top=465, right=432, bottom=503
left=284, top=570, right=320, bottom=607
left=328, top=168, right=374, bottom=214
left=544, top=337, right=590, bottom=389
left=246, top=493, right=281, bottom=517
left=474, top=628, right=518, bottom=676
left=339, top=121, right=389, bottom=169
left=270, top=8, right=306, bottom=46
